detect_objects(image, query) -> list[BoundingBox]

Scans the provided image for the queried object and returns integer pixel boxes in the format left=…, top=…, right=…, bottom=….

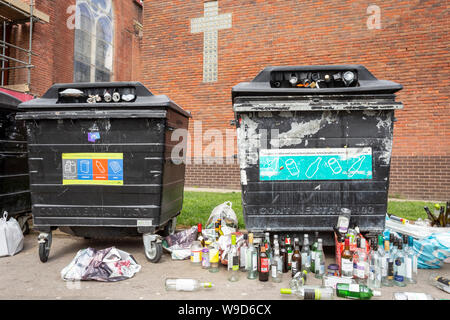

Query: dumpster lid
left=0, top=89, right=26, bottom=111
left=18, top=82, right=191, bottom=118
left=232, top=65, right=403, bottom=99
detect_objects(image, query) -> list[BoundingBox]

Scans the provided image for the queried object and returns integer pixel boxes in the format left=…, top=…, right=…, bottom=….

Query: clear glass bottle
left=271, top=240, right=282, bottom=283
left=394, top=240, right=407, bottom=287
left=246, top=233, right=258, bottom=280
left=368, top=240, right=381, bottom=289
left=336, top=283, right=381, bottom=300
left=208, top=242, right=219, bottom=273
left=290, top=270, right=308, bottom=291
left=354, top=238, right=368, bottom=285
left=273, top=235, right=283, bottom=274
left=382, top=238, right=393, bottom=287
left=406, top=236, right=418, bottom=284
left=301, top=234, right=311, bottom=272
left=429, top=274, right=450, bottom=293
left=393, top=292, right=434, bottom=300
left=228, top=234, right=239, bottom=282
left=280, top=286, right=334, bottom=300
left=239, top=233, right=248, bottom=272
left=341, top=238, right=353, bottom=279
left=165, top=278, right=214, bottom=292
left=314, top=239, right=325, bottom=279
left=310, top=231, right=319, bottom=274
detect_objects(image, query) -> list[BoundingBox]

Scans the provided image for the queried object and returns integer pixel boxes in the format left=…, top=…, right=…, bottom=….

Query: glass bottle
left=301, top=234, right=311, bottom=272
left=259, top=245, right=269, bottom=282
left=311, top=231, right=319, bottom=274
left=393, top=292, right=434, bottom=300
left=271, top=240, right=282, bottom=283
left=286, top=235, right=293, bottom=270
left=165, top=278, right=214, bottom=292
left=201, top=245, right=210, bottom=270
left=341, top=238, right=353, bottom=278
left=197, top=223, right=205, bottom=247
left=352, top=237, right=361, bottom=280
left=228, top=234, right=239, bottom=282
left=382, top=238, right=394, bottom=287
left=290, top=270, right=308, bottom=291
left=291, top=238, right=302, bottom=278
left=274, top=235, right=283, bottom=274
left=406, top=236, right=418, bottom=284
left=354, top=238, right=368, bottom=285
left=280, top=236, right=288, bottom=273
left=336, top=283, right=381, bottom=300
left=429, top=274, right=450, bottom=293
left=208, top=242, right=219, bottom=273
left=314, top=239, right=325, bottom=279
left=264, top=232, right=272, bottom=264
left=368, top=240, right=381, bottom=289
left=246, top=233, right=258, bottom=280
left=239, top=234, right=248, bottom=272
left=280, top=286, right=334, bottom=300
left=393, top=240, right=406, bottom=287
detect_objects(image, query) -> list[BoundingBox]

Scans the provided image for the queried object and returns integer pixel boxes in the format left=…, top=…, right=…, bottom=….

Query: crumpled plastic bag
left=61, top=247, right=141, bottom=282
left=0, top=212, right=24, bottom=257
left=162, top=226, right=197, bottom=260
left=203, top=202, right=238, bottom=240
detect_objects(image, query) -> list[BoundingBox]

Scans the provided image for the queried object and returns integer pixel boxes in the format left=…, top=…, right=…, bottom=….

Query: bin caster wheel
left=22, top=220, right=30, bottom=235
left=38, top=232, right=52, bottom=263
left=144, top=241, right=162, bottom=263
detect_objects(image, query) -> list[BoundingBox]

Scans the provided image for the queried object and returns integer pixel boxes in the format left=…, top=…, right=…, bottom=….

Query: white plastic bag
left=204, top=202, right=238, bottom=240
left=0, top=212, right=24, bottom=257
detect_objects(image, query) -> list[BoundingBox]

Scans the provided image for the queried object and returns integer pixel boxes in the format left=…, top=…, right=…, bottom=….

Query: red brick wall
left=4, top=0, right=142, bottom=96
left=141, top=0, right=449, bottom=200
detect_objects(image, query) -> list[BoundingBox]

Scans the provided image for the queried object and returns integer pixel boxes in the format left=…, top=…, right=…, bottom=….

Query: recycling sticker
left=259, top=148, right=373, bottom=181
left=62, top=153, right=124, bottom=185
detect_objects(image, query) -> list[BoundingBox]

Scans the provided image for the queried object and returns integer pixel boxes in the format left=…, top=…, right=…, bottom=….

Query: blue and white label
left=259, top=148, right=373, bottom=181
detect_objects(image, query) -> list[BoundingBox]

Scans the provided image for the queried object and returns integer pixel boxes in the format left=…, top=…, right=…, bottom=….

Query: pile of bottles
left=164, top=219, right=449, bottom=299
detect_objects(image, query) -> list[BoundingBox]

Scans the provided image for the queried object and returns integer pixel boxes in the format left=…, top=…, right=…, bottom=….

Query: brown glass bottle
left=280, top=237, right=288, bottom=273
left=291, top=238, right=302, bottom=278
left=259, top=246, right=269, bottom=281
left=341, top=238, right=353, bottom=278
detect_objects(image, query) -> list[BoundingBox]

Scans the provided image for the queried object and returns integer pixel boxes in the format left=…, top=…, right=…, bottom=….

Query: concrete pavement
left=0, top=231, right=448, bottom=300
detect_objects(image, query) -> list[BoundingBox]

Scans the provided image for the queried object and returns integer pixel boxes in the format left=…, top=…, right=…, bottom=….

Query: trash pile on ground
left=0, top=212, right=24, bottom=257
left=61, top=247, right=141, bottom=282
left=163, top=203, right=450, bottom=300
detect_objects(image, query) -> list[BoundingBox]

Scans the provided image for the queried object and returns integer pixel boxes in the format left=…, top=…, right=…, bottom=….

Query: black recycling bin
left=0, top=91, right=31, bottom=233
left=232, top=65, right=403, bottom=244
left=17, top=82, right=191, bottom=262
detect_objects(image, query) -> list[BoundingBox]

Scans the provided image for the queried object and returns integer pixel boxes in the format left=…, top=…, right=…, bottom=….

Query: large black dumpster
left=232, top=65, right=403, bottom=244
left=17, top=82, right=191, bottom=262
left=0, top=90, right=31, bottom=233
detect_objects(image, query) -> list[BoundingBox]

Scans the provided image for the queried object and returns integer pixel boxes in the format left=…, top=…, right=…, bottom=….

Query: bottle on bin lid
left=337, top=208, right=351, bottom=234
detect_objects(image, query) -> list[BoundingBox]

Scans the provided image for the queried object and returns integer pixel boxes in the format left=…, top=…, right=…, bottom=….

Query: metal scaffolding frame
left=0, top=0, right=48, bottom=92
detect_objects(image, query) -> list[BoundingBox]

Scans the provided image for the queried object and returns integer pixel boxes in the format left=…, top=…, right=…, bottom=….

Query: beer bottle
left=259, top=246, right=269, bottom=282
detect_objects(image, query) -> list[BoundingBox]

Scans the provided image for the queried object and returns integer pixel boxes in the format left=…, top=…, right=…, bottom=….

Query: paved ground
left=0, top=230, right=448, bottom=300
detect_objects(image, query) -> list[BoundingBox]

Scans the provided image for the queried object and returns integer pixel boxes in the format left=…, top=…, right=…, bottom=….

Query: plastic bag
left=162, top=226, right=197, bottom=260
left=413, top=232, right=450, bottom=269
left=203, top=202, right=238, bottom=240
left=0, top=212, right=24, bottom=257
left=61, top=247, right=141, bottom=282
left=385, top=214, right=450, bottom=239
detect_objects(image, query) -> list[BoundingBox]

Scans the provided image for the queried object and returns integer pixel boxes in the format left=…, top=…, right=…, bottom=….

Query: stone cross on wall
left=190, top=1, right=232, bottom=83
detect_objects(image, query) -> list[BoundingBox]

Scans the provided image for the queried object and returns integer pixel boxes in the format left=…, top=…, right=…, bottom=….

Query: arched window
left=74, top=0, right=114, bottom=82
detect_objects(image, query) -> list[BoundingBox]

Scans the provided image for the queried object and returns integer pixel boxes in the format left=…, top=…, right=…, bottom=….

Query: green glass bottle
left=336, top=283, right=381, bottom=300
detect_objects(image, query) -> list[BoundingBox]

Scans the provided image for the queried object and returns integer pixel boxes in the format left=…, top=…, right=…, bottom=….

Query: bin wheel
left=161, top=217, right=177, bottom=237
left=39, top=241, right=50, bottom=263
left=144, top=241, right=162, bottom=263
left=22, top=220, right=30, bottom=235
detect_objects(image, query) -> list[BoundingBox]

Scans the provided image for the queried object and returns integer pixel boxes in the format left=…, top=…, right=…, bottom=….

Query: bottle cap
left=280, top=288, right=292, bottom=295
left=198, top=223, right=202, bottom=232
left=202, top=282, right=214, bottom=288
left=434, top=204, right=440, bottom=209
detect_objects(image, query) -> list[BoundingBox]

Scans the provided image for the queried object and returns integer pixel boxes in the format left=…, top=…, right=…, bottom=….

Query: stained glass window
left=74, top=0, right=114, bottom=82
